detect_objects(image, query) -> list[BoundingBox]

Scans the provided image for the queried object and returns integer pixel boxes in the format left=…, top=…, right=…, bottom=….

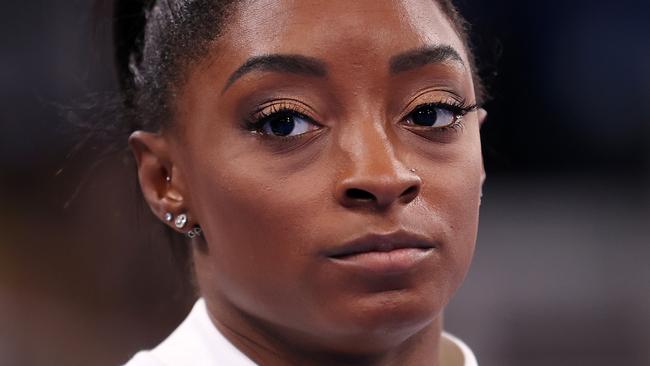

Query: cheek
left=425, top=143, right=483, bottom=286
left=188, top=152, right=329, bottom=317
left=182, top=114, right=483, bottom=335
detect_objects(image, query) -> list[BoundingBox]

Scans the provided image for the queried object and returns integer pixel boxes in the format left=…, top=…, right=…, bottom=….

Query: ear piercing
left=174, top=213, right=188, bottom=229
left=164, top=212, right=201, bottom=238
left=186, top=226, right=202, bottom=239
left=162, top=178, right=199, bottom=238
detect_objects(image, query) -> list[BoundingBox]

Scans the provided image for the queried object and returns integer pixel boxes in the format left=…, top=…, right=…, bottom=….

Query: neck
left=205, top=296, right=444, bottom=366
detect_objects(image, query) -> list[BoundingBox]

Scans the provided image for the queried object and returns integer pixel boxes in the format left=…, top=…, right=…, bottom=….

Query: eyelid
left=397, top=91, right=477, bottom=140
left=398, top=88, right=471, bottom=118
left=400, top=100, right=476, bottom=128
left=243, top=98, right=325, bottom=141
left=250, top=99, right=318, bottom=123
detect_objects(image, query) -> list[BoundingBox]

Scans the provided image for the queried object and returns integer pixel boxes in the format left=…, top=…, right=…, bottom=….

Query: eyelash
left=245, top=102, right=316, bottom=135
left=244, top=99, right=478, bottom=136
left=404, top=98, right=478, bottom=132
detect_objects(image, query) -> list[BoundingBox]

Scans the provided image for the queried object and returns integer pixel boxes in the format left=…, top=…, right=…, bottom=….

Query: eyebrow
left=389, top=45, right=465, bottom=74
left=222, top=54, right=328, bottom=93
left=222, top=45, right=464, bottom=92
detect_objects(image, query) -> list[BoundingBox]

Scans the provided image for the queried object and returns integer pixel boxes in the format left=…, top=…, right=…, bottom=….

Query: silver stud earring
left=165, top=176, right=171, bottom=182
left=174, top=213, right=188, bottom=229
left=164, top=212, right=174, bottom=222
left=187, top=225, right=202, bottom=239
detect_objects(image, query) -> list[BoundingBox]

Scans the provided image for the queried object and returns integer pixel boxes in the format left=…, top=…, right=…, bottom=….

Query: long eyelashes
left=242, top=103, right=319, bottom=141
left=402, top=98, right=478, bottom=133
left=244, top=99, right=478, bottom=138
left=434, top=98, right=478, bottom=117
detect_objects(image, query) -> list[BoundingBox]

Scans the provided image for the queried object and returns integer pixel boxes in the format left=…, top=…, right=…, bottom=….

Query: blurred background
left=0, top=0, right=648, bottom=365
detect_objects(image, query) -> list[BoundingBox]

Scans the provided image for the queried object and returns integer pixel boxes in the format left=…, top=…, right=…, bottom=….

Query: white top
left=124, top=299, right=477, bottom=366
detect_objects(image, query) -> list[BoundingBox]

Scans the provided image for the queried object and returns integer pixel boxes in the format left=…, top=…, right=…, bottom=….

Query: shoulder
left=122, top=299, right=477, bottom=366
left=122, top=299, right=257, bottom=366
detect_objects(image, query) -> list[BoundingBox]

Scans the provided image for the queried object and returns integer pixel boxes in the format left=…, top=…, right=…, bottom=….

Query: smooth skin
left=130, top=0, right=486, bottom=365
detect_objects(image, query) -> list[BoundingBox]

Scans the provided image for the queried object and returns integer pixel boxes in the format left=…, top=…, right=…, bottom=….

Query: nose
left=334, top=127, right=421, bottom=210
left=336, top=171, right=421, bottom=209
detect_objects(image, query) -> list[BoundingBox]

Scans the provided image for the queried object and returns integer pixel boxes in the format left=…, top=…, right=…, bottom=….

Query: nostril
left=400, top=186, right=420, bottom=202
left=402, top=185, right=419, bottom=198
left=346, top=188, right=376, bottom=201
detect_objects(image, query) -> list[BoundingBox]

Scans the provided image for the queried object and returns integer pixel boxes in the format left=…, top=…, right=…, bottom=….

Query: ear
left=128, top=130, right=191, bottom=233
left=477, top=107, right=488, bottom=128
left=477, top=108, right=488, bottom=197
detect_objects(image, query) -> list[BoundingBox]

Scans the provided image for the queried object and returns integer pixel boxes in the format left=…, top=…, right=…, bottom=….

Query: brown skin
left=130, top=0, right=486, bottom=365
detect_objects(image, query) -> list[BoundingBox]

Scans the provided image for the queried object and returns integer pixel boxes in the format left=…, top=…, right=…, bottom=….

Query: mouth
left=324, top=231, right=437, bottom=274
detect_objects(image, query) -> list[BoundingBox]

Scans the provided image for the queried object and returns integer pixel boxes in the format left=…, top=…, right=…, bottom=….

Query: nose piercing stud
left=409, top=168, right=417, bottom=173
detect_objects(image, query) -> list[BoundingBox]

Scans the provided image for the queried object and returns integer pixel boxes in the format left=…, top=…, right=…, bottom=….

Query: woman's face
left=161, top=0, right=482, bottom=353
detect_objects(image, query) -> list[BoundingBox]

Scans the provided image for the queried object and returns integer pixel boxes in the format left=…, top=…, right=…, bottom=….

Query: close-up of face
left=131, top=0, right=485, bottom=360
left=5, top=0, right=650, bottom=365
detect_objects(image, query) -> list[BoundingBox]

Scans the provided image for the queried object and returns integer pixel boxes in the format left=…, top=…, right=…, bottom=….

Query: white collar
left=439, top=331, right=478, bottom=366
left=128, top=299, right=477, bottom=366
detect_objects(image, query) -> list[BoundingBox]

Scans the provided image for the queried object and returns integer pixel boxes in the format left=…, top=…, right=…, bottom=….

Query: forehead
left=217, top=0, right=468, bottom=67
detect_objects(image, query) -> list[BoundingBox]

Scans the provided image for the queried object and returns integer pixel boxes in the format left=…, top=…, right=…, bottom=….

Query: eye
left=405, top=104, right=457, bottom=128
left=259, top=110, right=318, bottom=137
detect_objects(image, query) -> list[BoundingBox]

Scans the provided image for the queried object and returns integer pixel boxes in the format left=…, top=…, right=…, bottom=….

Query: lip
left=323, top=231, right=437, bottom=274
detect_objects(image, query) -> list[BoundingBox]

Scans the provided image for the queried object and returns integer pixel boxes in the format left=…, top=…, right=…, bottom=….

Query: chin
left=310, top=284, right=448, bottom=354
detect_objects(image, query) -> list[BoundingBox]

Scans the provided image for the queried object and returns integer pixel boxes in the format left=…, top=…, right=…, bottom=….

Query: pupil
left=412, top=107, right=438, bottom=126
left=270, top=115, right=295, bottom=136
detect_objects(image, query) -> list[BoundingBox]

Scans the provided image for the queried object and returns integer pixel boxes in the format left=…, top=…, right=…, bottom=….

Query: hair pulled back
left=112, top=0, right=482, bottom=136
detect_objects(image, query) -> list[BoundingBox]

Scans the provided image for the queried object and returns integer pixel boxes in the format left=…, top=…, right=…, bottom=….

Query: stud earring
left=165, top=176, right=171, bottom=182
left=187, top=225, right=202, bottom=239
left=164, top=212, right=174, bottom=222
left=174, top=213, right=188, bottom=229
